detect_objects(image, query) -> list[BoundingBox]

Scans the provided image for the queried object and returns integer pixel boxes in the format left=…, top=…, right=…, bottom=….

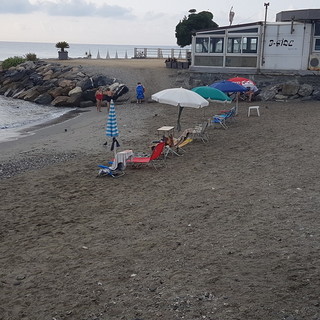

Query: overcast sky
left=0, top=0, right=319, bottom=46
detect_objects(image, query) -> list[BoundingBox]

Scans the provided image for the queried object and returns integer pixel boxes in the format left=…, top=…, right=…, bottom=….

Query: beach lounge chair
left=97, top=150, right=133, bottom=178
left=164, top=132, right=193, bottom=157
left=191, top=121, right=209, bottom=142
left=97, top=162, right=125, bottom=178
left=211, top=106, right=236, bottom=129
left=127, top=141, right=166, bottom=169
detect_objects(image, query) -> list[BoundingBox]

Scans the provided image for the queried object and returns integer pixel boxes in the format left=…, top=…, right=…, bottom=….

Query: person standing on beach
left=95, top=87, right=103, bottom=112
left=136, top=82, right=145, bottom=104
left=104, top=87, right=114, bottom=111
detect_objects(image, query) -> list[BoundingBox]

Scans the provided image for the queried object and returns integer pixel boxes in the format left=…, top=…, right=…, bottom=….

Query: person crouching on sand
left=95, top=87, right=103, bottom=112
left=104, top=87, right=114, bottom=111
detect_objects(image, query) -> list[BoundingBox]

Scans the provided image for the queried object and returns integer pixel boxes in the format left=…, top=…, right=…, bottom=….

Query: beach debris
left=82, top=246, right=88, bottom=250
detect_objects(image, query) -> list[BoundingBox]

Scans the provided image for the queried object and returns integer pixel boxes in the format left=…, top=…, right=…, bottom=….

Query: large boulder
left=58, top=79, right=75, bottom=88
left=113, top=84, right=129, bottom=101
left=34, top=93, right=53, bottom=105
left=4, top=69, right=28, bottom=82
left=259, top=85, right=278, bottom=101
left=298, top=83, right=313, bottom=97
left=19, top=61, right=36, bottom=70
left=82, top=89, right=96, bottom=102
left=92, top=74, right=114, bottom=87
left=68, top=86, right=82, bottom=96
left=77, top=77, right=94, bottom=91
left=43, top=69, right=54, bottom=80
left=281, top=82, right=299, bottom=96
left=51, top=93, right=82, bottom=107
left=30, top=73, right=44, bottom=85
left=51, top=96, right=70, bottom=107
left=22, top=88, right=41, bottom=101
left=311, top=89, right=320, bottom=100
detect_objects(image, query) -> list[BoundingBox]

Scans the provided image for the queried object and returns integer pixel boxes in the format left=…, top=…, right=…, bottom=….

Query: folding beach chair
left=97, top=150, right=133, bottom=178
left=191, top=121, right=209, bottom=142
left=211, top=106, right=236, bottom=129
left=164, top=133, right=193, bottom=157
left=127, top=141, right=166, bottom=169
left=97, top=162, right=125, bottom=178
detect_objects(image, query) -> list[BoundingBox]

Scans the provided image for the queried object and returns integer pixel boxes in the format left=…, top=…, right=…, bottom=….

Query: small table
left=157, top=126, right=174, bottom=138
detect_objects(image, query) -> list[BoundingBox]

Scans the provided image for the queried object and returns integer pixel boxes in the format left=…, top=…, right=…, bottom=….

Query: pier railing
left=133, top=48, right=191, bottom=60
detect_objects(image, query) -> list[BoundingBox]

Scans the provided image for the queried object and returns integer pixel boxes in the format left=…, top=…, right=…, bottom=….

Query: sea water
left=0, top=41, right=187, bottom=61
left=0, top=96, right=74, bottom=143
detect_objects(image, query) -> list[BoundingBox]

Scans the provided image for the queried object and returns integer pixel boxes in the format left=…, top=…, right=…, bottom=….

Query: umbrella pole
left=236, top=94, right=239, bottom=115
left=177, top=105, right=183, bottom=132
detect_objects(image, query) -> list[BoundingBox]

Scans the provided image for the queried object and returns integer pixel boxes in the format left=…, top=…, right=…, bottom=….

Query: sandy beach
left=1, top=59, right=320, bottom=320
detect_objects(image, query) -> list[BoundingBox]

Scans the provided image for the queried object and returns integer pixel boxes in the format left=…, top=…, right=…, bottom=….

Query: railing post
left=134, top=48, right=137, bottom=58
left=171, top=49, right=174, bottom=59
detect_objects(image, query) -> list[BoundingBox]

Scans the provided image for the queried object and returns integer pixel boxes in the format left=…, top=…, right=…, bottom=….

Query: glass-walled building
left=190, top=9, right=320, bottom=73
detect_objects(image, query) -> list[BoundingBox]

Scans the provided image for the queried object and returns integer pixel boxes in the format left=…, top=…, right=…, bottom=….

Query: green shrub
left=2, top=56, right=26, bottom=70
left=25, top=53, right=38, bottom=61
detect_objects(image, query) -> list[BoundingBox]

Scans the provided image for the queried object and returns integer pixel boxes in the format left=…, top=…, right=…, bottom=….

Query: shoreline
left=18, top=108, right=88, bottom=134
left=0, top=107, right=85, bottom=144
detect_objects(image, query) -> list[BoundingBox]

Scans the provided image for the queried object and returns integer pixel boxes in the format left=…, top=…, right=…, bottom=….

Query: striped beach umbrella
left=106, top=100, right=120, bottom=153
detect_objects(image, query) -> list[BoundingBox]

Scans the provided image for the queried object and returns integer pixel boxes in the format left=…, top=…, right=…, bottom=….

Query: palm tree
left=55, top=41, right=69, bottom=52
left=55, top=41, right=69, bottom=60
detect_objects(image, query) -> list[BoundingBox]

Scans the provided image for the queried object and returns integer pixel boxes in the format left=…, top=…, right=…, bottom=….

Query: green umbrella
left=191, top=86, right=231, bottom=103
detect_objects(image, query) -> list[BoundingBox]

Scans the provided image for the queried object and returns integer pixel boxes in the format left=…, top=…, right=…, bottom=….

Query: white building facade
left=190, top=9, right=320, bottom=74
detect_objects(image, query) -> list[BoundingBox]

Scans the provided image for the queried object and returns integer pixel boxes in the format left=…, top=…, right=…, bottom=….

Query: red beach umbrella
left=228, top=77, right=256, bottom=86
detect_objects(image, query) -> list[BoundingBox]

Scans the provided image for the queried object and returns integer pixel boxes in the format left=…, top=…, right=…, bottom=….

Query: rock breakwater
left=0, top=60, right=129, bottom=108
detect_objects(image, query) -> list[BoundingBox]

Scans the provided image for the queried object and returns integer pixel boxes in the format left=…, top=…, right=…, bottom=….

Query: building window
left=195, top=37, right=209, bottom=53
left=315, top=38, right=320, bottom=51
left=209, top=38, right=224, bottom=53
left=228, top=37, right=258, bottom=53
left=242, top=37, right=258, bottom=53
left=227, top=37, right=241, bottom=53
left=315, top=22, right=320, bottom=36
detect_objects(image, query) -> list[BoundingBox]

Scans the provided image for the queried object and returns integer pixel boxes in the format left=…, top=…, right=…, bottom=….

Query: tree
left=55, top=41, right=70, bottom=60
left=55, top=41, right=69, bottom=52
left=175, top=10, right=218, bottom=47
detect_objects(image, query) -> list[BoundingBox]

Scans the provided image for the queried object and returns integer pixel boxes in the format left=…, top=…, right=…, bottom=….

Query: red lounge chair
left=127, top=141, right=166, bottom=169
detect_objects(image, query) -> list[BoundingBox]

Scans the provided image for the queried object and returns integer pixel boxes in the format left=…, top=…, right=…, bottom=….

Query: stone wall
left=176, top=71, right=320, bottom=101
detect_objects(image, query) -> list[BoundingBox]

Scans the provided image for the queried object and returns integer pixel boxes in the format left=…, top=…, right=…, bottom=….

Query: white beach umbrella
left=151, top=87, right=209, bottom=131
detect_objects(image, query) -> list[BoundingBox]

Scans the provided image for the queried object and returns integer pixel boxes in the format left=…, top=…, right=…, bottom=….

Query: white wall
left=263, top=23, right=312, bottom=70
